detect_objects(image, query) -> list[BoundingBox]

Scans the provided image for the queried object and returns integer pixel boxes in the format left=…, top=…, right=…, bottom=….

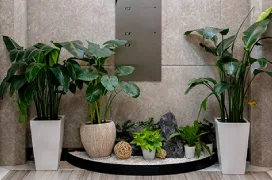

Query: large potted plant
left=169, top=121, right=210, bottom=158
left=131, top=128, right=163, bottom=160
left=0, top=36, right=82, bottom=170
left=184, top=7, right=272, bottom=174
left=58, top=39, right=141, bottom=158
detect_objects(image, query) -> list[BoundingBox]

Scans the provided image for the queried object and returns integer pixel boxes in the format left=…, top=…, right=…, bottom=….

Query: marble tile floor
left=0, top=161, right=271, bottom=180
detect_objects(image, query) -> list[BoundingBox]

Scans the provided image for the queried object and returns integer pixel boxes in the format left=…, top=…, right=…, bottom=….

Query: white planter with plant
left=0, top=37, right=82, bottom=170
left=169, top=121, right=211, bottom=159
left=62, top=40, right=140, bottom=158
left=184, top=7, right=272, bottom=174
left=131, top=128, right=163, bottom=160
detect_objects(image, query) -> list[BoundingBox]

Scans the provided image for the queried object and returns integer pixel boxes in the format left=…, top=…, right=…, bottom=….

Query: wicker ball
left=114, top=141, right=132, bottom=159
left=156, top=149, right=167, bottom=159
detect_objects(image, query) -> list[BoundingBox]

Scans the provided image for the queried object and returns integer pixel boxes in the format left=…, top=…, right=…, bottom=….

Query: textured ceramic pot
left=30, top=115, right=64, bottom=170
left=215, top=118, right=250, bottom=174
left=184, top=145, right=195, bottom=158
left=80, top=120, right=116, bottom=158
left=142, top=148, right=156, bottom=160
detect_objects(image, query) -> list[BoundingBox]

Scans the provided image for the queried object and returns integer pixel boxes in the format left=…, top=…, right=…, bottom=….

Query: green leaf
left=120, top=81, right=140, bottom=98
left=23, top=85, right=36, bottom=106
left=223, top=61, right=240, bottom=76
left=216, top=35, right=235, bottom=56
left=9, top=49, right=25, bottom=62
left=85, top=84, right=105, bottom=103
left=50, top=66, right=70, bottom=92
left=4, top=61, right=27, bottom=81
left=243, top=19, right=270, bottom=51
left=48, top=49, right=59, bottom=67
left=9, top=75, right=27, bottom=96
left=253, top=69, right=272, bottom=77
left=23, top=47, right=43, bottom=63
left=2, top=36, right=23, bottom=52
left=249, top=58, right=268, bottom=69
left=17, top=101, right=27, bottom=123
left=75, top=80, right=83, bottom=90
left=256, top=6, right=272, bottom=22
left=103, top=40, right=127, bottom=49
left=86, top=41, right=115, bottom=59
left=199, top=43, right=217, bottom=56
left=185, top=78, right=217, bottom=95
left=214, top=82, right=231, bottom=94
left=101, top=76, right=118, bottom=91
left=77, top=68, right=99, bottom=81
left=201, top=93, right=213, bottom=111
left=25, top=63, right=45, bottom=82
left=69, top=83, right=77, bottom=94
left=116, top=66, right=135, bottom=76
left=54, top=40, right=84, bottom=58
left=0, top=81, right=10, bottom=99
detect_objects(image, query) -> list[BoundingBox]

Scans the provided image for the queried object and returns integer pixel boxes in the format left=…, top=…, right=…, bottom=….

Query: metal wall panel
left=115, top=0, right=161, bottom=81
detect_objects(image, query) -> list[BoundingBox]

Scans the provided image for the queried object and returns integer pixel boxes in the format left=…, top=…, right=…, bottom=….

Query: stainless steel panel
left=116, top=0, right=161, bottom=81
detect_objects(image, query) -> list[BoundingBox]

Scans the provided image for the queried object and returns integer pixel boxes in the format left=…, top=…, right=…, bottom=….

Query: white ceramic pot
left=142, top=148, right=156, bottom=160
left=80, top=120, right=116, bottom=158
left=215, top=118, right=250, bottom=174
left=204, top=143, right=213, bottom=156
left=30, top=115, right=64, bottom=170
left=184, top=145, right=196, bottom=158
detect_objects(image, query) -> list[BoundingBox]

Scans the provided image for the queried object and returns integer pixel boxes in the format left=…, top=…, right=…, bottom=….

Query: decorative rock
left=114, top=141, right=132, bottom=159
left=156, top=149, right=167, bottom=159
left=159, top=111, right=185, bottom=158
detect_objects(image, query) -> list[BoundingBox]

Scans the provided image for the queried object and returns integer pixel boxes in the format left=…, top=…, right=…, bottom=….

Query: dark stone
left=131, top=144, right=142, bottom=156
left=159, top=111, right=184, bottom=158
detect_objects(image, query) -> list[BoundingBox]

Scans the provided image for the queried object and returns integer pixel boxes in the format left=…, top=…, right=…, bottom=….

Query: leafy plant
left=55, top=39, right=141, bottom=124
left=169, top=120, right=210, bottom=157
left=199, top=119, right=216, bottom=144
left=116, top=117, right=160, bottom=142
left=0, top=36, right=81, bottom=122
left=184, top=7, right=272, bottom=122
left=131, top=128, right=163, bottom=152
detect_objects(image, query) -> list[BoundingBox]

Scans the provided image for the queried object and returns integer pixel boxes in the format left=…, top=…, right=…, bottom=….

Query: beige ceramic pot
left=80, top=120, right=116, bottom=158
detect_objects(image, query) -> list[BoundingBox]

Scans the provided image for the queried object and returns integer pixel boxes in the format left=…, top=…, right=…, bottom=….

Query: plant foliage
left=184, top=7, right=272, bottom=122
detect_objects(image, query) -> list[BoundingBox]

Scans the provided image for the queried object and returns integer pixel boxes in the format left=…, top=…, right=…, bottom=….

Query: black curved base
left=67, top=150, right=218, bottom=176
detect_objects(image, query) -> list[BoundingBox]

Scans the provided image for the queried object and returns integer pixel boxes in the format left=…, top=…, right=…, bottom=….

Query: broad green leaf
left=85, top=84, right=105, bottom=104
left=9, top=49, right=25, bottom=62
left=25, top=63, right=45, bottom=82
left=2, top=36, right=23, bottom=52
left=103, top=40, right=127, bottom=49
left=86, top=41, right=115, bottom=59
left=201, top=93, right=213, bottom=111
left=256, top=6, right=272, bottom=22
left=120, top=81, right=140, bottom=98
left=66, top=59, right=81, bottom=80
left=34, top=52, right=45, bottom=63
left=214, top=82, right=231, bottom=94
left=199, top=43, right=217, bottom=56
left=50, top=66, right=70, bottom=92
left=223, top=61, right=240, bottom=75
left=116, top=66, right=135, bottom=76
left=216, top=35, right=235, bottom=56
left=24, top=47, right=43, bottom=63
left=243, top=19, right=270, bottom=51
left=4, top=61, right=27, bottom=81
left=77, top=68, right=99, bottom=81
left=101, top=76, right=118, bottom=91
left=54, top=40, right=84, bottom=58
left=0, top=81, right=10, bottom=99
left=49, top=49, right=59, bottom=67
left=185, top=78, right=217, bottom=95
left=9, top=75, right=27, bottom=96
left=253, top=69, right=272, bottom=77
left=34, top=43, right=57, bottom=55
left=17, top=101, right=27, bottom=123
left=23, top=85, right=36, bottom=106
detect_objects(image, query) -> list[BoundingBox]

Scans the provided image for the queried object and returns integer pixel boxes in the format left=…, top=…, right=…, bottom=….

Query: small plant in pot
left=184, top=7, right=272, bottom=174
left=59, top=39, right=141, bottom=158
left=169, top=121, right=211, bottom=159
left=131, top=128, right=163, bottom=160
left=0, top=36, right=81, bottom=170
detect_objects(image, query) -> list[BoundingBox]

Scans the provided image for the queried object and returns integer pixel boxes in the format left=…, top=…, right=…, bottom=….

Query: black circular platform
left=67, top=150, right=218, bottom=176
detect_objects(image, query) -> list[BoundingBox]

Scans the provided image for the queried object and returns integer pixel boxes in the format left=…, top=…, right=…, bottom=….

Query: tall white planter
left=215, top=118, right=250, bottom=174
left=30, top=115, right=64, bottom=170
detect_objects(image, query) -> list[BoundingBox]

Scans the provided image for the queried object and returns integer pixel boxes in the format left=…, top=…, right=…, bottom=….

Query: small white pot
left=215, top=118, right=250, bottom=174
left=184, top=145, right=196, bottom=159
left=204, top=143, right=213, bottom=156
left=141, top=148, right=156, bottom=160
left=30, top=115, right=64, bottom=170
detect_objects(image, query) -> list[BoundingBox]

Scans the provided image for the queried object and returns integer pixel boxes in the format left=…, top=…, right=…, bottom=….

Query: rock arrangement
left=159, top=111, right=185, bottom=158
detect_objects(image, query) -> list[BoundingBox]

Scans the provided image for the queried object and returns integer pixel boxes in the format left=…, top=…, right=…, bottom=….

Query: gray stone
left=159, top=112, right=184, bottom=158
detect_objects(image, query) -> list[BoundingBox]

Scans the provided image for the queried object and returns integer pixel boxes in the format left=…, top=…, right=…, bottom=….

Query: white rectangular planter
left=215, top=118, right=250, bottom=174
left=30, top=115, right=64, bottom=170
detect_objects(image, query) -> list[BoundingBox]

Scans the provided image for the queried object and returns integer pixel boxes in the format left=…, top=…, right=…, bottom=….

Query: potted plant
left=0, top=36, right=81, bottom=170
left=184, top=7, right=272, bottom=174
left=131, top=128, right=163, bottom=160
left=169, top=121, right=210, bottom=159
left=58, top=39, right=141, bottom=158
left=199, top=119, right=216, bottom=155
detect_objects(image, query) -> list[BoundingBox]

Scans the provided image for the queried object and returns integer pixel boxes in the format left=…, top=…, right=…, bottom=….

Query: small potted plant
left=0, top=36, right=81, bottom=170
left=131, top=128, right=163, bottom=160
left=199, top=119, right=216, bottom=155
left=58, top=39, right=141, bottom=158
left=169, top=121, right=210, bottom=159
